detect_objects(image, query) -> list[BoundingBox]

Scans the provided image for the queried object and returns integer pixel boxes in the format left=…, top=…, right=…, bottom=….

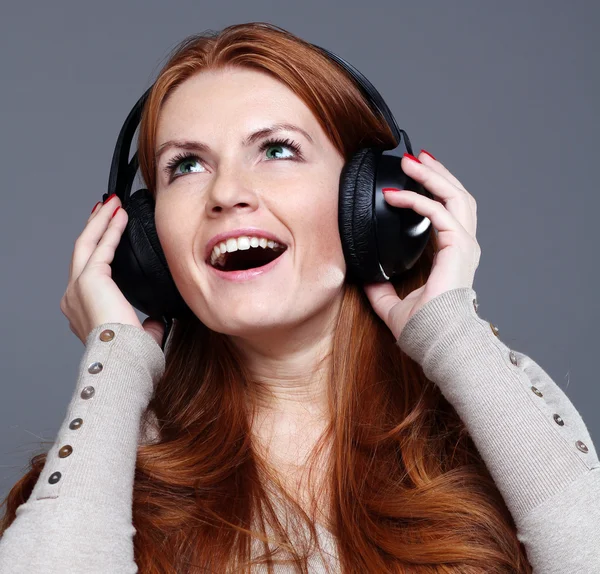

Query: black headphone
left=103, top=44, right=433, bottom=351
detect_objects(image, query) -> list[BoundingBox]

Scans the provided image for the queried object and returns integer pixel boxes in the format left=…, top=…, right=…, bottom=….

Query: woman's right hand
left=60, top=194, right=165, bottom=347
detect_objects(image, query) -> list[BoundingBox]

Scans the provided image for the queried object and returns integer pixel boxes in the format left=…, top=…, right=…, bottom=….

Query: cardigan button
left=48, top=472, right=61, bottom=484
left=531, top=386, right=543, bottom=397
left=576, top=441, right=589, bottom=453
left=553, top=414, right=565, bottom=426
left=80, top=386, right=95, bottom=399
left=58, top=445, right=73, bottom=458
left=99, top=329, right=115, bottom=342
left=489, top=322, right=499, bottom=337
left=473, top=298, right=479, bottom=313
left=88, top=361, right=103, bottom=374
left=509, top=351, right=518, bottom=365
left=69, top=418, right=83, bottom=430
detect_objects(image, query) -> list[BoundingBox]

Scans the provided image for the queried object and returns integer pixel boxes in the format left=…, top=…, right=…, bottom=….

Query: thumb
left=142, top=316, right=166, bottom=347
left=363, top=281, right=400, bottom=324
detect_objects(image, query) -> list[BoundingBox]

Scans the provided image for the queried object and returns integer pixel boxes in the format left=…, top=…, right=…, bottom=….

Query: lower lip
left=207, top=250, right=287, bottom=282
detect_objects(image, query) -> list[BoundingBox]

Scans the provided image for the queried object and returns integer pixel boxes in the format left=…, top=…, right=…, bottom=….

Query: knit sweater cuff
left=395, top=287, right=597, bottom=519
left=28, top=323, right=165, bottom=511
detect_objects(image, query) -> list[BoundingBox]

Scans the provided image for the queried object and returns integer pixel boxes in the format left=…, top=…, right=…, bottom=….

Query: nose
left=205, top=167, right=259, bottom=218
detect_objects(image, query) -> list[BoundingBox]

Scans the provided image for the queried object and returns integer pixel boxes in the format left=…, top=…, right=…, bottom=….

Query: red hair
left=1, top=23, right=532, bottom=573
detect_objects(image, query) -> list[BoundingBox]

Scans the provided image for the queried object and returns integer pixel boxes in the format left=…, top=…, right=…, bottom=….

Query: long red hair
left=1, top=23, right=532, bottom=573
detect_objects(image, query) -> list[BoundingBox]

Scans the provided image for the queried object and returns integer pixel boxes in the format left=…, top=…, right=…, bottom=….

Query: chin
left=196, top=302, right=292, bottom=336
left=205, top=292, right=344, bottom=342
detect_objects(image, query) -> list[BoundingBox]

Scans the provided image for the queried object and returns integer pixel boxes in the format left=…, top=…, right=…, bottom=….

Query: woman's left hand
left=364, top=150, right=481, bottom=342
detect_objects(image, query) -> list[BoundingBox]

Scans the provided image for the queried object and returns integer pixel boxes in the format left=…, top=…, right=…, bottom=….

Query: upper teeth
left=210, top=236, right=283, bottom=265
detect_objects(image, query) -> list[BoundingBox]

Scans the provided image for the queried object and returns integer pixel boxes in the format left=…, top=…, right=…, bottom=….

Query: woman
left=0, top=22, right=598, bottom=573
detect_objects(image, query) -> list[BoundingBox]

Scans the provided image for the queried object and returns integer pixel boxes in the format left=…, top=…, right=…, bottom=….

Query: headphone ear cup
left=338, top=147, right=384, bottom=283
left=111, top=188, right=192, bottom=320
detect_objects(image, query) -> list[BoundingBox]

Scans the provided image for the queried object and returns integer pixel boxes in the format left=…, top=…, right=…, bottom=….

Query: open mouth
left=208, top=237, right=288, bottom=272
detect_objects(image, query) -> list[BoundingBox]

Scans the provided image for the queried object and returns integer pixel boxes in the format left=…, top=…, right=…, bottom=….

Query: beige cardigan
left=0, top=287, right=598, bottom=573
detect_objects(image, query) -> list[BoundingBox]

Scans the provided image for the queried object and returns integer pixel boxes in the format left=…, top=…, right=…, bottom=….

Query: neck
left=227, top=294, right=343, bottom=520
left=229, top=293, right=342, bottom=415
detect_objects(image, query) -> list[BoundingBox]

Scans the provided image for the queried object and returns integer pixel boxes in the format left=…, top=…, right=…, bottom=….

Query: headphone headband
left=106, top=46, right=412, bottom=203
left=103, top=40, right=432, bottom=345
left=313, top=46, right=409, bottom=149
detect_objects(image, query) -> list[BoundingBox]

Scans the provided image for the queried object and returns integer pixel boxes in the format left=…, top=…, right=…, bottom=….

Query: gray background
left=1, top=1, right=598, bottom=500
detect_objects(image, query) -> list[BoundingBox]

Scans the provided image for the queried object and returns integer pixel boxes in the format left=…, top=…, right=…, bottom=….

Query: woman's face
left=154, top=67, right=347, bottom=338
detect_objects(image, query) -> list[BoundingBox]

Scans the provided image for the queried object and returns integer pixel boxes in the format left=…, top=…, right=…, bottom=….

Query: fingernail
left=111, top=206, right=120, bottom=219
left=103, top=193, right=116, bottom=205
left=403, top=153, right=421, bottom=164
left=382, top=187, right=402, bottom=194
left=90, top=201, right=101, bottom=214
left=420, top=149, right=437, bottom=161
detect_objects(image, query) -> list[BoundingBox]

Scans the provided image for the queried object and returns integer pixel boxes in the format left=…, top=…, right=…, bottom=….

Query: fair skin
left=153, top=67, right=346, bottom=507
left=144, top=65, right=480, bottom=514
left=66, top=63, right=479, bottom=519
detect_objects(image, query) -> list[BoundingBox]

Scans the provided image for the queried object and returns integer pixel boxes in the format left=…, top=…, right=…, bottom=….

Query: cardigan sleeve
left=0, top=323, right=165, bottom=574
left=396, top=287, right=600, bottom=574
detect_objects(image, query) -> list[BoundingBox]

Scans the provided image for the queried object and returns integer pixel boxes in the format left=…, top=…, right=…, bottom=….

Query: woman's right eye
left=164, top=153, right=205, bottom=178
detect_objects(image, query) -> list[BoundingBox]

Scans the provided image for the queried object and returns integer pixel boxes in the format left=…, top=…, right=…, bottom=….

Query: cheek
left=295, top=176, right=346, bottom=284
left=155, top=198, right=177, bottom=254
left=154, top=197, right=197, bottom=278
left=313, top=214, right=346, bottom=289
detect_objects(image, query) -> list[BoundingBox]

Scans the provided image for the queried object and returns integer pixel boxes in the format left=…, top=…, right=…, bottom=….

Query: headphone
left=103, top=43, right=433, bottom=351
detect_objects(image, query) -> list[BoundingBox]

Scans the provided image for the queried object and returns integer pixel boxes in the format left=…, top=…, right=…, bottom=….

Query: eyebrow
left=155, top=123, right=314, bottom=162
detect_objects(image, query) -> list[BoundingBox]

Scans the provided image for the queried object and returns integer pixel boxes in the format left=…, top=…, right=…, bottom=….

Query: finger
left=412, top=152, right=478, bottom=234
left=401, top=155, right=464, bottom=204
left=70, top=200, right=115, bottom=276
left=398, top=159, right=477, bottom=237
left=69, top=203, right=98, bottom=278
left=83, top=207, right=127, bottom=272
left=87, top=201, right=103, bottom=222
left=70, top=198, right=123, bottom=280
left=363, top=281, right=400, bottom=323
left=415, top=150, right=467, bottom=192
left=382, top=189, right=475, bottom=243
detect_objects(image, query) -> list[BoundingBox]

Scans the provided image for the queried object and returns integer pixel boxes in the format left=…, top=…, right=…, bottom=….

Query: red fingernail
left=111, top=206, right=120, bottom=219
left=382, top=187, right=402, bottom=194
left=403, top=153, right=421, bottom=164
left=103, top=193, right=116, bottom=205
left=91, top=201, right=101, bottom=214
left=420, top=149, right=437, bottom=161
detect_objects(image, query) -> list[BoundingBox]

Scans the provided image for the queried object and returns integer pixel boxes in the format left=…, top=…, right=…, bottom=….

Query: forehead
left=156, top=67, right=316, bottom=140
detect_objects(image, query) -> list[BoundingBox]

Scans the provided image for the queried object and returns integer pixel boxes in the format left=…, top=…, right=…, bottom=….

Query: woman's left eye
left=259, top=138, right=302, bottom=161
